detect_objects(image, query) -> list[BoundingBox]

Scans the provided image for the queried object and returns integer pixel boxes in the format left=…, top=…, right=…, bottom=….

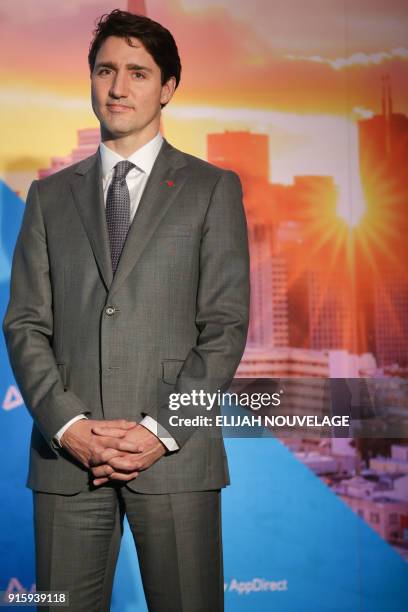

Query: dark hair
left=88, top=9, right=181, bottom=90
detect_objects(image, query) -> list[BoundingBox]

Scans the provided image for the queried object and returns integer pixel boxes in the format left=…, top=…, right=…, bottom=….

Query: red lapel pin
left=165, top=180, right=175, bottom=187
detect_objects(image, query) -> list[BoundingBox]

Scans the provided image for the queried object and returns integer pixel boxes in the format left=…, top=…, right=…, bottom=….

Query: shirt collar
left=99, top=132, right=163, bottom=179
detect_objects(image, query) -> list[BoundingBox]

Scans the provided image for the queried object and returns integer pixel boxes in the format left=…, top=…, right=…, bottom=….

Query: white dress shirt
left=55, top=132, right=179, bottom=452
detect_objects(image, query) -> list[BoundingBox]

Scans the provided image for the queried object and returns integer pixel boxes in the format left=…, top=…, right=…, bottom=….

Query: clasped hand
left=60, top=419, right=166, bottom=486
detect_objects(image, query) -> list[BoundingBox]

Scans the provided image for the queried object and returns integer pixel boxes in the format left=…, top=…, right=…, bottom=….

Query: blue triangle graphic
left=221, top=438, right=408, bottom=612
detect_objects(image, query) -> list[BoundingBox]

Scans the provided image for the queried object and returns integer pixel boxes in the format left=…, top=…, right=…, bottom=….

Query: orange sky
left=1, top=0, right=407, bottom=109
left=1, top=0, right=407, bottom=201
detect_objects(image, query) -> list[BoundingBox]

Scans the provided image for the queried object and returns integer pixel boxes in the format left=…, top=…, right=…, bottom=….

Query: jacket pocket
left=161, top=359, right=184, bottom=385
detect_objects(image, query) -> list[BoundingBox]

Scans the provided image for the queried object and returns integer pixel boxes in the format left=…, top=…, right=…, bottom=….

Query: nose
left=109, top=69, right=129, bottom=99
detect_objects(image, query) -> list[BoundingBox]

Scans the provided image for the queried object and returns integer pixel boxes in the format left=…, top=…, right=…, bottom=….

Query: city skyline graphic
left=1, top=0, right=407, bottom=375
left=0, top=0, right=407, bottom=566
left=35, top=68, right=408, bottom=378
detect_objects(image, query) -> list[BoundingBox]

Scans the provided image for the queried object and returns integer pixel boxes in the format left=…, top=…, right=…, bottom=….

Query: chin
left=103, top=119, right=135, bottom=133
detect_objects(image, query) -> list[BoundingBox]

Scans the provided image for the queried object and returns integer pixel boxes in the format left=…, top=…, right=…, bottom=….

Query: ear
left=160, top=76, right=177, bottom=106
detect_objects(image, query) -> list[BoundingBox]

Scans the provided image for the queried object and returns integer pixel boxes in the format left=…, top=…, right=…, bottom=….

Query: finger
left=93, top=477, right=109, bottom=486
left=92, top=427, right=127, bottom=438
left=117, top=440, right=144, bottom=453
left=97, top=436, right=129, bottom=450
left=91, top=464, right=114, bottom=478
left=108, top=456, right=141, bottom=472
left=89, top=448, right=122, bottom=468
left=107, top=471, right=139, bottom=482
left=99, top=448, right=124, bottom=463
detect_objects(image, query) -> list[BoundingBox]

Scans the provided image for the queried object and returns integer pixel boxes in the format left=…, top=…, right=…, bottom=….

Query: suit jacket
left=3, top=138, right=250, bottom=494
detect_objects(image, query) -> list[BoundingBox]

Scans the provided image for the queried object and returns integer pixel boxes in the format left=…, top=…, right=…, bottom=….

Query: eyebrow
left=95, top=61, right=152, bottom=72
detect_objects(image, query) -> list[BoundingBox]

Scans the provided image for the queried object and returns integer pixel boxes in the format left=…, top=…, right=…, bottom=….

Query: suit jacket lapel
left=70, top=153, right=113, bottom=290
left=107, top=139, right=188, bottom=299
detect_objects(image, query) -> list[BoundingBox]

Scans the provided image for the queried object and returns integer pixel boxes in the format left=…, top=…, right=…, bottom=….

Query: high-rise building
left=287, top=176, right=353, bottom=352
left=207, top=130, right=356, bottom=355
left=308, top=264, right=354, bottom=352
left=236, top=346, right=330, bottom=378
left=208, top=130, right=290, bottom=348
left=359, top=76, right=408, bottom=186
left=128, top=0, right=147, bottom=14
left=38, top=129, right=100, bottom=178
left=276, top=221, right=310, bottom=348
left=207, top=131, right=269, bottom=183
left=238, top=346, right=377, bottom=378
left=374, top=269, right=408, bottom=367
left=246, top=221, right=289, bottom=347
left=357, top=78, right=408, bottom=366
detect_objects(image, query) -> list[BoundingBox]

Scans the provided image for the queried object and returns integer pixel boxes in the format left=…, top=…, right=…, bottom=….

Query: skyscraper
left=208, top=130, right=291, bottom=348
left=128, top=0, right=147, bottom=15
left=358, top=78, right=408, bottom=366
left=208, top=131, right=269, bottom=183
left=38, top=129, right=100, bottom=178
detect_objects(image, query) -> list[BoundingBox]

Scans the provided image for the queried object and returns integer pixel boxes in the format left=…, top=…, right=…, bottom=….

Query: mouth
left=107, top=103, right=133, bottom=113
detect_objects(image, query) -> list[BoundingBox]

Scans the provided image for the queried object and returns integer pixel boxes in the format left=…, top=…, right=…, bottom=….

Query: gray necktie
left=106, top=160, right=135, bottom=273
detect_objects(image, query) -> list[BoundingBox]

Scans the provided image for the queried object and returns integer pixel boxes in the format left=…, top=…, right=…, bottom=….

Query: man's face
left=91, top=35, right=175, bottom=141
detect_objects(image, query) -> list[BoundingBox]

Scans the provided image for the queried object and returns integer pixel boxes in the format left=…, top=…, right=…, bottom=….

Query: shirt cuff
left=54, top=414, right=88, bottom=447
left=140, top=416, right=179, bottom=452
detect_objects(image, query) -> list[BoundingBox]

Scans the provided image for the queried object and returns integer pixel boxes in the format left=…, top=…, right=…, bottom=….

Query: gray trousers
left=33, top=485, right=223, bottom=612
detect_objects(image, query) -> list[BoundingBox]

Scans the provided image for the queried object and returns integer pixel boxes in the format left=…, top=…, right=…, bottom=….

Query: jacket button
left=105, top=306, right=116, bottom=316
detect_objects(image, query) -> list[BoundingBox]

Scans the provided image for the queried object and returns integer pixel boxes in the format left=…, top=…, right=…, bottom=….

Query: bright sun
left=336, top=171, right=367, bottom=228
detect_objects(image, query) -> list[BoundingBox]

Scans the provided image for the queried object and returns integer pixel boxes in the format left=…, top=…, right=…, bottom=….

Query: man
left=3, top=9, right=249, bottom=612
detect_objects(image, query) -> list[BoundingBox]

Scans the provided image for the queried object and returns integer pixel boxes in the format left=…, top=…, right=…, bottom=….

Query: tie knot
left=113, top=160, right=135, bottom=181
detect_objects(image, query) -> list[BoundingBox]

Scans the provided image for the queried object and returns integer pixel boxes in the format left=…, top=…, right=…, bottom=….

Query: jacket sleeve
left=151, top=170, right=250, bottom=447
left=2, top=180, right=91, bottom=451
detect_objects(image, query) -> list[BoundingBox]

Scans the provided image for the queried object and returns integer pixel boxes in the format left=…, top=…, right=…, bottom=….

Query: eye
left=133, top=71, right=146, bottom=80
left=97, top=68, right=112, bottom=76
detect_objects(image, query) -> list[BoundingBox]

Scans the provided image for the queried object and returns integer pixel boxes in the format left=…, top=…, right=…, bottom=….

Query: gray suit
left=3, top=138, right=249, bottom=611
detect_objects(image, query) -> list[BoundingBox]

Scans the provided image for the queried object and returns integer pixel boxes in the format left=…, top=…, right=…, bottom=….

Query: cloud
left=167, top=103, right=354, bottom=183
left=353, top=106, right=374, bottom=119
left=285, top=47, right=408, bottom=70
left=180, top=0, right=408, bottom=57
